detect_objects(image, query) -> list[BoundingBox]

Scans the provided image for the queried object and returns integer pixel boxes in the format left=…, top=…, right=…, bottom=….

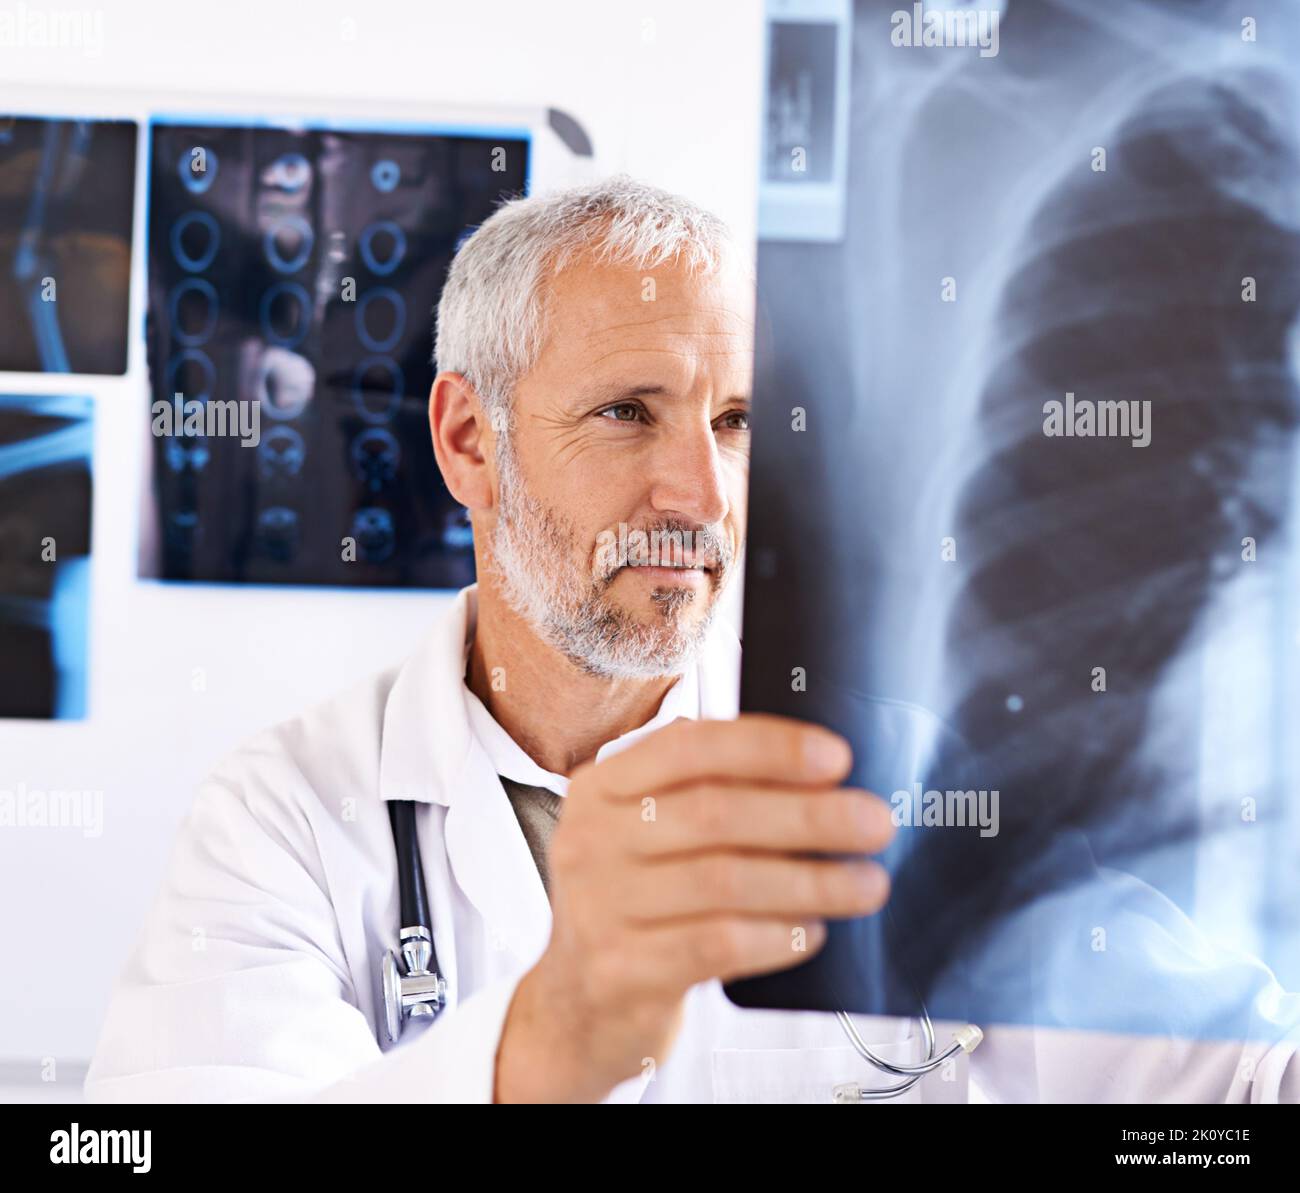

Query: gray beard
left=486, top=434, right=726, bottom=679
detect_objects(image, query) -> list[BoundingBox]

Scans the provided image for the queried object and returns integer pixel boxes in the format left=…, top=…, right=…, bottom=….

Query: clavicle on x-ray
left=731, top=0, right=1300, bottom=1049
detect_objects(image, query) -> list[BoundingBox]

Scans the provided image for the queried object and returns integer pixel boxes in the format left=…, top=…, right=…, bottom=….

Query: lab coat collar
left=463, top=636, right=706, bottom=796
left=378, top=584, right=480, bottom=807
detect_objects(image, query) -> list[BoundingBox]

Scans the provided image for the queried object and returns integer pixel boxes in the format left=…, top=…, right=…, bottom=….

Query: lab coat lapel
left=379, top=585, right=551, bottom=981
left=442, top=742, right=552, bottom=967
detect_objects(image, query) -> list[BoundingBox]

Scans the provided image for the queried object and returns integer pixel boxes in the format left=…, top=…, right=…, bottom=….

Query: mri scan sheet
left=730, top=0, right=1300, bottom=1045
left=141, top=117, right=529, bottom=587
left=0, top=394, right=92, bottom=720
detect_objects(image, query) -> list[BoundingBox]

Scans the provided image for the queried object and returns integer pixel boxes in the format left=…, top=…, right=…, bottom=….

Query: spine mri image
left=732, top=0, right=1300, bottom=1043
left=141, top=119, right=529, bottom=587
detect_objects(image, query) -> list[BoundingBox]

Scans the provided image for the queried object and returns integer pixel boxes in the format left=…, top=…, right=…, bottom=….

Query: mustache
left=594, top=520, right=735, bottom=581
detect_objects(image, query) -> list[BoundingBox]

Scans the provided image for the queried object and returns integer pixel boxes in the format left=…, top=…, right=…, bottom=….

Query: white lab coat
left=85, top=586, right=1300, bottom=1103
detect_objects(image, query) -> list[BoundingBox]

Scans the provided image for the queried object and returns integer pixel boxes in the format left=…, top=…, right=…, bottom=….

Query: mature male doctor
left=87, top=177, right=1300, bottom=1103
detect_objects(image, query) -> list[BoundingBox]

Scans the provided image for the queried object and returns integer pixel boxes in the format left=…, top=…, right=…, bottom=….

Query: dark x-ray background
left=733, top=0, right=1300, bottom=1043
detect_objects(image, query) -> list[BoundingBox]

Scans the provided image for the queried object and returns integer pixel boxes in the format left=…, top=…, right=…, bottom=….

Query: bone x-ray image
left=0, top=394, right=93, bottom=720
left=0, top=117, right=137, bottom=375
left=759, top=2, right=851, bottom=241
left=765, top=20, right=838, bottom=183
left=731, top=0, right=1300, bottom=1046
left=141, top=119, right=529, bottom=587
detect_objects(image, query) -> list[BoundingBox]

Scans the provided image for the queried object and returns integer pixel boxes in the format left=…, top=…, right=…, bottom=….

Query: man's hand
left=495, top=713, right=894, bottom=1102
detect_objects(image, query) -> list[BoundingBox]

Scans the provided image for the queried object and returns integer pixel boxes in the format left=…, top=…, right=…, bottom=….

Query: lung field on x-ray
left=943, top=68, right=1300, bottom=884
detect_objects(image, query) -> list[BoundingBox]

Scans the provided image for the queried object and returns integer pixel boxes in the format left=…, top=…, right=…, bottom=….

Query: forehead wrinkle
left=580, top=345, right=751, bottom=371
left=577, top=307, right=755, bottom=340
left=582, top=327, right=754, bottom=345
left=579, top=315, right=754, bottom=348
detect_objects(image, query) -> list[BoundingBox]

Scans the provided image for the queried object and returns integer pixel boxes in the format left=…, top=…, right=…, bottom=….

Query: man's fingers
left=612, top=853, right=890, bottom=922
left=622, top=784, right=896, bottom=857
left=592, top=917, right=830, bottom=997
left=583, top=714, right=852, bottom=802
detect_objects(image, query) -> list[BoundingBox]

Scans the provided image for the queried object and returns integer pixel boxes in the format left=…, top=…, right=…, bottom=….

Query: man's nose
left=646, top=423, right=730, bottom=526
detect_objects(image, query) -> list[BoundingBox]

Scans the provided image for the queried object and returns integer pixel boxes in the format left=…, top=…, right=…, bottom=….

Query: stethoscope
left=380, top=798, right=983, bottom=1099
left=831, top=904, right=984, bottom=1100
left=379, top=801, right=448, bottom=1045
left=832, top=1008, right=983, bottom=1101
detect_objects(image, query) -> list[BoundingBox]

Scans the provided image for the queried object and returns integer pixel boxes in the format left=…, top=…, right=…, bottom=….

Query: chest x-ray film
left=729, top=0, right=1300, bottom=1046
left=140, top=118, right=529, bottom=587
left=0, top=394, right=92, bottom=720
left=0, top=117, right=137, bottom=375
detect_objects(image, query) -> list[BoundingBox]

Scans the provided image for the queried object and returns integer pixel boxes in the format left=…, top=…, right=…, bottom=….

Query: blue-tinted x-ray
left=0, top=117, right=137, bottom=375
left=142, top=119, right=529, bottom=587
left=731, top=0, right=1300, bottom=1047
left=0, top=395, right=93, bottom=719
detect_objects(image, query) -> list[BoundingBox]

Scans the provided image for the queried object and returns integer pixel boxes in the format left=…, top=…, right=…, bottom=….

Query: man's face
left=488, top=250, right=754, bottom=678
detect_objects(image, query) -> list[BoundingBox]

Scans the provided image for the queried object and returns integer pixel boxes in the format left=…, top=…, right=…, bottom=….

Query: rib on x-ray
left=730, top=0, right=1300, bottom=1047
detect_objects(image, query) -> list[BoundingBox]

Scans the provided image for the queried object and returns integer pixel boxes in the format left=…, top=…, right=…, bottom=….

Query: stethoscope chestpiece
left=381, top=925, right=448, bottom=1046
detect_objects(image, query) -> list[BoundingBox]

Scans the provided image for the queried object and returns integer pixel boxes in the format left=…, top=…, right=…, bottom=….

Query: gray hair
left=433, top=174, right=738, bottom=423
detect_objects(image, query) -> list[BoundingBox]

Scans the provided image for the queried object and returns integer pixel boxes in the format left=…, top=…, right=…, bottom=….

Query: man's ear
left=429, top=372, right=496, bottom=511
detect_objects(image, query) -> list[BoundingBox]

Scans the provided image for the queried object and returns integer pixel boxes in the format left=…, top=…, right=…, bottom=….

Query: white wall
left=0, top=0, right=763, bottom=1072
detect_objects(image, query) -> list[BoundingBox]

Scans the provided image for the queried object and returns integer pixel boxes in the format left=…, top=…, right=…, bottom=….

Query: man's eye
left=598, top=403, right=644, bottom=423
left=718, top=410, right=750, bottom=431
